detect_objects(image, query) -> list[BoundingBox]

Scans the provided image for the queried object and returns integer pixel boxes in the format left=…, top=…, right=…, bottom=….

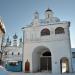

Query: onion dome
left=45, top=8, right=52, bottom=12
left=13, top=33, right=18, bottom=39
left=34, top=11, right=39, bottom=19
left=45, top=8, right=53, bottom=19
left=35, top=11, right=38, bottom=14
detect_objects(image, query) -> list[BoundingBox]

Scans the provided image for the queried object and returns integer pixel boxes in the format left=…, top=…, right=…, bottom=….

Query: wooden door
left=25, top=60, right=30, bottom=72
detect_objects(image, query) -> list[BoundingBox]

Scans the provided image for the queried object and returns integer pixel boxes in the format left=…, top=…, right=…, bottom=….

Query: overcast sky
left=0, top=0, right=75, bottom=48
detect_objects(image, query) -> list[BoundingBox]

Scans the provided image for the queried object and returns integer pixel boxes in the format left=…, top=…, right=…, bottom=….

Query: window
left=41, top=28, right=50, bottom=36
left=72, top=52, right=75, bottom=58
left=12, top=52, right=14, bottom=55
left=9, top=62, right=18, bottom=66
left=5, top=52, right=7, bottom=55
left=55, top=27, right=65, bottom=34
left=18, top=52, right=20, bottom=55
left=48, top=14, right=50, bottom=18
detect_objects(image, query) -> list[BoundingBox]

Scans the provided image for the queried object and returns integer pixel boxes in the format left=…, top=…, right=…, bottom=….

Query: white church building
left=22, top=8, right=72, bottom=74
left=2, top=34, right=23, bottom=71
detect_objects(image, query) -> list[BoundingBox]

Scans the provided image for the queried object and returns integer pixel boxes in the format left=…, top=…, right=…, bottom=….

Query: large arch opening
left=40, top=51, right=52, bottom=72
left=32, top=46, right=52, bottom=72
left=60, top=57, right=69, bottom=73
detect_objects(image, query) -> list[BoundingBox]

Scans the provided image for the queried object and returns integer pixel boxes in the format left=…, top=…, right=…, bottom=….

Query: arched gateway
left=32, top=46, right=52, bottom=72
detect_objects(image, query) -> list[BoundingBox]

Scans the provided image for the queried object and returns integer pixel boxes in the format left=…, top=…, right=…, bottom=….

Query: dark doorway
left=40, top=51, right=52, bottom=72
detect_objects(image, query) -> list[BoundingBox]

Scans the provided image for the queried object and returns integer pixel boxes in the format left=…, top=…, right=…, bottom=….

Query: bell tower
left=33, top=11, right=39, bottom=26
left=45, top=8, right=53, bottom=19
left=45, top=8, right=54, bottom=23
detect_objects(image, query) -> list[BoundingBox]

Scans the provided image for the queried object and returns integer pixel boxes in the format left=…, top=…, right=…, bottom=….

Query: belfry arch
left=55, top=27, right=65, bottom=34
left=32, top=46, right=52, bottom=72
left=41, top=28, right=50, bottom=36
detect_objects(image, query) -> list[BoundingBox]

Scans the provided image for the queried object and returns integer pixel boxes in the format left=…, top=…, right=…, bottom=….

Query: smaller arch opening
left=60, top=57, right=69, bottom=73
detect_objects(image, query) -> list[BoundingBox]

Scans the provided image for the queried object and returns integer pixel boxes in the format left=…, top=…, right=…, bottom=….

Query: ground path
left=9, top=72, right=75, bottom=75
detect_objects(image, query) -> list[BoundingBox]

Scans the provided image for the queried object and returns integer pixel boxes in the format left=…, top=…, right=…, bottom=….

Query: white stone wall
left=23, top=21, right=72, bottom=73
left=24, top=22, right=69, bottom=41
left=3, top=46, right=23, bottom=63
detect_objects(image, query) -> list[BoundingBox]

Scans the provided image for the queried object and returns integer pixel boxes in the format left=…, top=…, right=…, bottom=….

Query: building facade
left=2, top=34, right=23, bottom=71
left=22, top=8, right=72, bottom=74
left=71, top=48, right=75, bottom=72
left=0, top=17, right=5, bottom=62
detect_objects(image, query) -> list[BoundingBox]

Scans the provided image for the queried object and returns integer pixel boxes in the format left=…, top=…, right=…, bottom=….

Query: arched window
left=55, top=27, right=65, bottom=34
left=18, top=52, right=20, bottom=55
left=12, top=52, right=14, bottom=55
left=41, top=28, right=50, bottom=36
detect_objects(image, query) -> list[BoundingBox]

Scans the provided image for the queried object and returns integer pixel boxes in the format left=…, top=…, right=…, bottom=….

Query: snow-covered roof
left=39, top=17, right=60, bottom=24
